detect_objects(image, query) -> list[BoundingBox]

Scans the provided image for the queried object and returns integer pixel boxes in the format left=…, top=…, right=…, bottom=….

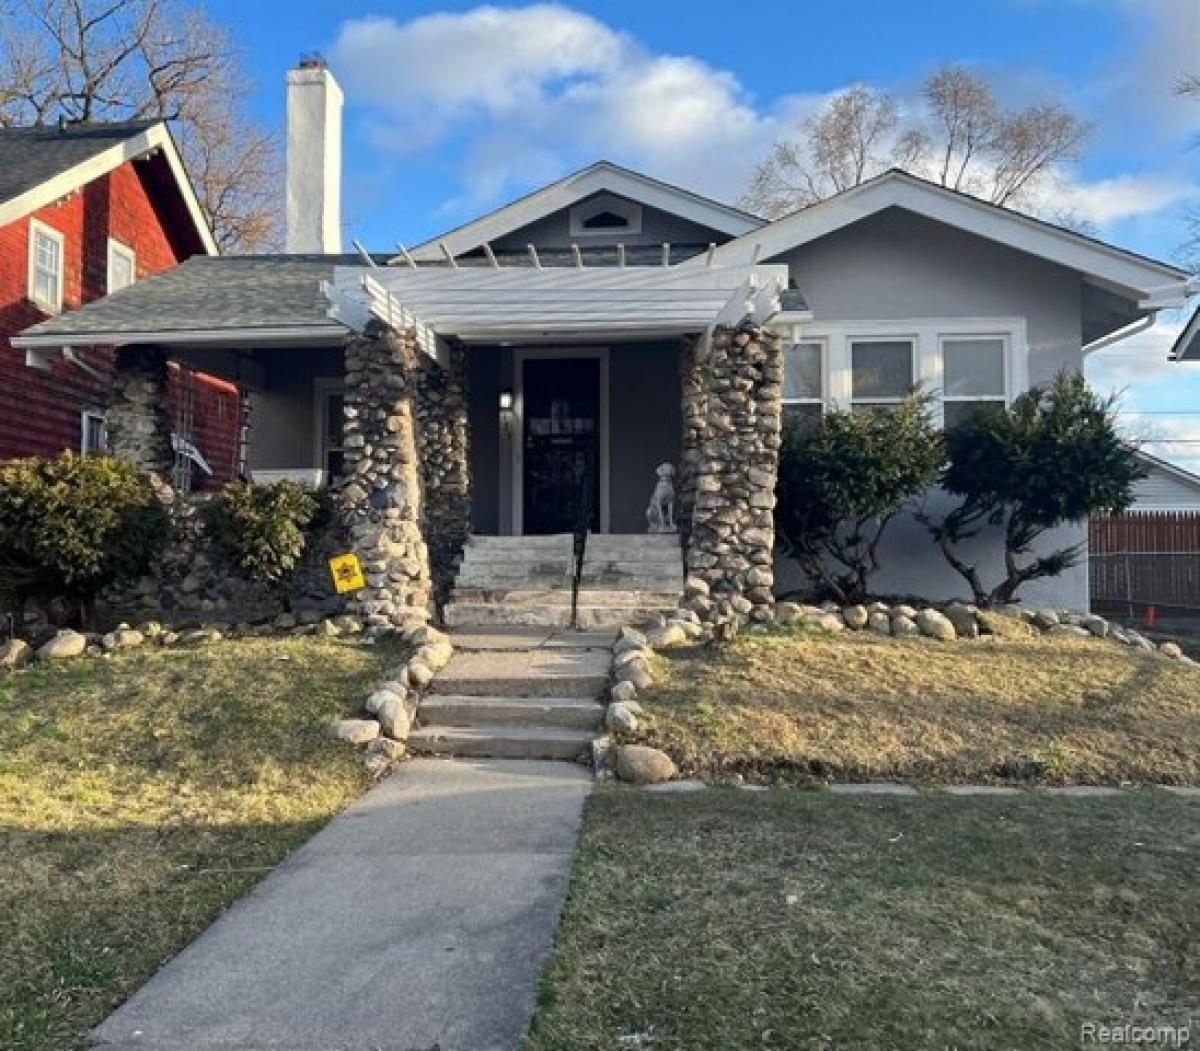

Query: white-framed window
left=568, top=193, right=643, bottom=237
left=782, top=339, right=825, bottom=428
left=941, top=335, right=1008, bottom=427
left=768, top=318, right=1026, bottom=427
left=850, top=336, right=916, bottom=412
left=28, top=219, right=64, bottom=313
left=313, top=379, right=344, bottom=485
left=107, top=238, right=136, bottom=292
left=80, top=409, right=107, bottom=455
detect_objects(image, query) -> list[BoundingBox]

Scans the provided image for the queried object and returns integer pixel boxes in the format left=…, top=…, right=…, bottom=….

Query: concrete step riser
left=449, top=590, right=679, bottom=605
left=429, top=673, right=608, bottom=698
left=408, top=729, right=593, bottom=761
left=420, top=698, right=604, bottom=730
left=444, top=604, right=670, bottom=629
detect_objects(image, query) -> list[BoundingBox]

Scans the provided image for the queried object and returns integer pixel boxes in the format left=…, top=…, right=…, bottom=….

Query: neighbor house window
left=107, top=238, right=136, bottom=292
left=850, top=338, right=914, bottom=411
left=782, top=340, right=824, bottom=428
left=80, top=410, right=107, bottom=455
left=29, top=219, right=64, bottom=312
left=942, top=336, right=1007, bottom=427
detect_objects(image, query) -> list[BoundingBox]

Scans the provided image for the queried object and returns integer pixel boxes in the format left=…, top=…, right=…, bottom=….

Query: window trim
left=771, top=318, right=1028, bottom=427
left=312, top=378, right=345, bottom=487
left=80, top=408, right=107, bottom=455
left=939, top=333, right=1011, bottom=422
left=28, top=218, right=65, bottom=313
left=107, top=237, right=136, bottom=292
left=781, top=337, right=827, bottom=412
left=568, top=193, right=643, bottom=238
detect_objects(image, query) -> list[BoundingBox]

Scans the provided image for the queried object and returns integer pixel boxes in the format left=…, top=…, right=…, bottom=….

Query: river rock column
left=107, top=346, right=174, bottom=483
left=339, top=321, right=432, bottom=628
left=684, top=323, right=783, bottom=626
left=677, top=336, right=706, bottom=552
left=414, top=343, right=472, bottom=610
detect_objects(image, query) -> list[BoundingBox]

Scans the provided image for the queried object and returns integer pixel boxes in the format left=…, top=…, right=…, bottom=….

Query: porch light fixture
left=498, top=389, right=514, bottom=413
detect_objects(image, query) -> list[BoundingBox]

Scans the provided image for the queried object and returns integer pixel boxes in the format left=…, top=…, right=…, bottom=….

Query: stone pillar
left=339, top=322, right=431, bottom=628
left=677, top=336, right=706, bottom=552
left=414, top=343, right=472, bottom=611
left=107, top=346, right=173, bottom=482
left=684, top=323, right=783, bottom=626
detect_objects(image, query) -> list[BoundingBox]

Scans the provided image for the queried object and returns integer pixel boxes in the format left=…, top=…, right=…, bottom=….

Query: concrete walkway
left=92, top=758, right=592, bottom=1051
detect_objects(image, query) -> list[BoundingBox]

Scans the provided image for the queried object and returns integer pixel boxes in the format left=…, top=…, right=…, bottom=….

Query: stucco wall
left=609, top=342, right=682, bottom=532
left=771, top=206, right=1090, bottom=610
left=245, top=348, right=343, bottom=471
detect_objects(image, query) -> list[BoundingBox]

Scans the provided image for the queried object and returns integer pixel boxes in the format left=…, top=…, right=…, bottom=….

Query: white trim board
left=706, top=170, right=1189, bottom=304
left=406, top=161, right=763, bottom=262
left=510, top=347, right=611, bottom=536
left=0, top=122, right=217, bottom=256
left=768, top=316, right=1029, bottom=427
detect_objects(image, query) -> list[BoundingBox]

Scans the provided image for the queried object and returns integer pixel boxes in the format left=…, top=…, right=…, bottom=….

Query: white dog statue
left=644, top=462, right=677, bottom=534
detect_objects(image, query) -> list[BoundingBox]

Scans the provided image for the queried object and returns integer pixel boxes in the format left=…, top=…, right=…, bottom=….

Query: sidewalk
left=92, top=758, right=592, bottom=1051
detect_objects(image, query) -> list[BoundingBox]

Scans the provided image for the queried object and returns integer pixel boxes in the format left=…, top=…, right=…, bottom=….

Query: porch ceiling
left=325, top=262, right=794, bottom=344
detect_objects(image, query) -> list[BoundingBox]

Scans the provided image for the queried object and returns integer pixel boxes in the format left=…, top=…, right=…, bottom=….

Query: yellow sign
left=329, top=553, right=366, bottom=594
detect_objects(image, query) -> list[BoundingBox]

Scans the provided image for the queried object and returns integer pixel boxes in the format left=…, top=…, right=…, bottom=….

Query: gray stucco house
left=14, top=61, right=1196, bottom=626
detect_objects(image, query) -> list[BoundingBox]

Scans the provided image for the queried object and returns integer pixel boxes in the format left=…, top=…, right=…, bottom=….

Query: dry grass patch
left=0, top=635, right=403, bottom=1051
left=634, top=631, right=1200, bottom=785
left=526, top=789, right=1199, bottom=1051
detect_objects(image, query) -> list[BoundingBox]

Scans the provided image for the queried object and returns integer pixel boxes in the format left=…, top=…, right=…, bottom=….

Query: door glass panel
left=523, top=358, right=600, bottom=535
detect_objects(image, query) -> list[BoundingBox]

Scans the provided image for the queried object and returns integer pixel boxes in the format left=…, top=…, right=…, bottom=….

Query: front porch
left=21, top=256, right=795, bottom=630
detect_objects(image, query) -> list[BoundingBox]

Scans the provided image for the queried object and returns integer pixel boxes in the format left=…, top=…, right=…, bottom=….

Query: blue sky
left=208, top=0, right=1200, bottom=467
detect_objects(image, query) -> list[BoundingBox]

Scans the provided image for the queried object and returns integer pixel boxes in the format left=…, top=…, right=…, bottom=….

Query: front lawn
left=0, top=635, right=401, bottom=1051
left=526, top=789, right=1199, bottom=1050
left=634, top=632, right=1200, bottom=785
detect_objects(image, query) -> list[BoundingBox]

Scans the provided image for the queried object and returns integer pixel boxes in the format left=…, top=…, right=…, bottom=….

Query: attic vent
left=569, top=193, right=643, bottom=237
left=582, top=210, right=627, bottom=230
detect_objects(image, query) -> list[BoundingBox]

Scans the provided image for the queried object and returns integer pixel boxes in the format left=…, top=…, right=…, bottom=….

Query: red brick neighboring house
left=0, top=120, right=239, bottom=486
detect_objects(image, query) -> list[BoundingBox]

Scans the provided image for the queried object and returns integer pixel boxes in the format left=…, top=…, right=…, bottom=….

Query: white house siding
left=1131, top=466, right=1200, bottom=512
left=770, top=207, right=1090, bottom=610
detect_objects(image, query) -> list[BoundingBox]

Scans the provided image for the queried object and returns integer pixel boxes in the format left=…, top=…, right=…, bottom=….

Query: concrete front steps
left=444, top=533, right=683, bottom=629
left=408, top=629, right=613, bottom=761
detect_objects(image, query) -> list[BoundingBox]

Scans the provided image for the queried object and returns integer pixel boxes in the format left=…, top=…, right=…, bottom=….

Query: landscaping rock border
left=771, top=598, right=1196, bottom=665
left=334, top=624, right=456, bottom=777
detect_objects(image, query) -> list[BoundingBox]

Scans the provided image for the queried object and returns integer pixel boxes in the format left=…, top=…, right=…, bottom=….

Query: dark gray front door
left=522, top=358, right=600, bottom=535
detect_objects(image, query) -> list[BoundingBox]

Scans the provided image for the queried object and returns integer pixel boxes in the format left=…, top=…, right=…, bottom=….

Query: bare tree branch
left=742, top=65, right=1091, bottom=229
left=0, top=0, right=280, bottom=250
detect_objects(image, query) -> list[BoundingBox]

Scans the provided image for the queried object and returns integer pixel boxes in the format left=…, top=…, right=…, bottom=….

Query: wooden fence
left=1089, top=512, right=1200, bottom=611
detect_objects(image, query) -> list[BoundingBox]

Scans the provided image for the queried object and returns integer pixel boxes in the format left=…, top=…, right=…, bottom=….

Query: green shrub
left=776, top=393, right=943, bottom=603
left=926, top=373, right=1144, bottom=605
left=204, top=481, right=322, bottom=602
left=0, top=453, right=170, bottom=621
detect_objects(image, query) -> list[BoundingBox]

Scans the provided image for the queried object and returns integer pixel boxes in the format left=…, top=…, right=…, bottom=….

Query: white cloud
left=330, top=3, right=1197, bottom=231
left=1054, top=172, right=1198, bottom=226
left=330, top=4, right=793, bottom=208
left=1086, top=319, right=1185, bottom=391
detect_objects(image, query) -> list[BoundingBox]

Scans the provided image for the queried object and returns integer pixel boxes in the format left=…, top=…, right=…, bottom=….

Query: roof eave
left=707, top=170, right=1190, bottom=303
left=0, top=122, right=218, bottom=256
left=406, top=160, right=764, bottom=262
left=17, top=323, right=348, bottom=367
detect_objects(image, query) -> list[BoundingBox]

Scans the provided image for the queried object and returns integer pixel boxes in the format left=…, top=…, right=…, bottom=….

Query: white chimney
left=286, top=58, right=343, bottom=254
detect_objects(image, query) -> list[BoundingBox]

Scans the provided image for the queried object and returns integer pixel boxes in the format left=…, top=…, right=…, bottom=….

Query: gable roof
left=0, top=119, right=217, bottom=255
left=406, top=160, right=764, bottom=262
left=705, top=169, right=1190, bottom=304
